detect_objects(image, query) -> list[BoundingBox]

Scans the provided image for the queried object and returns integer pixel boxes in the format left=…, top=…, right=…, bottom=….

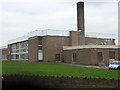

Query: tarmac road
left=61, top=62, right=108, bottom=69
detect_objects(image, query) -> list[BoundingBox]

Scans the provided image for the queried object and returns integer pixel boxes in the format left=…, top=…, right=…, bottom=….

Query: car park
left=108, top=61, right=120, bottom=70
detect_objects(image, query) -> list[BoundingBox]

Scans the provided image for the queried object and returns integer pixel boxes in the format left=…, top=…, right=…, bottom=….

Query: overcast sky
left=0, top=0, right=119, bottom=47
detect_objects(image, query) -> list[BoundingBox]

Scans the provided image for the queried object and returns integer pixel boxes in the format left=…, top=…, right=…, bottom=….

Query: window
left=16, top=54, right=19, bottom=59
left=20, top=54, right=28, bottom=59
left=38, top=37, right=42, bottom=45
left=55, top=54, right=60, bottom=61
left=72, top=53, right=77, bottom=62
left=39, top=37, right=42, bottom=41
left=97, top=52, right=103, bottom=61
left=38, top=53, right=43, bottom=60
left=11, top=55, right=15, bottom=59
left=109, top=51, right=115, bottom=59
left=38, top=46, right=42, bottom=50
left=39, top=42, right=42, bottom=45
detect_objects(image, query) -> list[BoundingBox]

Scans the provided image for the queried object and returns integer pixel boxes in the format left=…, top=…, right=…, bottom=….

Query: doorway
left=55, top=54, right=60, bottom=61
left=97, top=52, right=103, bottom=61
left=72, top=53, right=77, bottom=62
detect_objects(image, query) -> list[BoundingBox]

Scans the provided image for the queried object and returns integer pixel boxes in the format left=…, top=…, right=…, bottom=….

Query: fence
left=85, top=32, right=115, bottom=39
left=2, top=74, right=119, bottom=89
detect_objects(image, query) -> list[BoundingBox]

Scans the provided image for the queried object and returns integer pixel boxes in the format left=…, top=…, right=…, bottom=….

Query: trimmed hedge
left=2, top=74, right=119, bottom=89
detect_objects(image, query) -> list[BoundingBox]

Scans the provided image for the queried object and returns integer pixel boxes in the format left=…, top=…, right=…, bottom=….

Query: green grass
left=2, top=61, right=119, bottom=79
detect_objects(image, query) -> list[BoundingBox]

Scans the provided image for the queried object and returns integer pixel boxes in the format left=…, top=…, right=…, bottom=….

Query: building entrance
left=97, top=52, right=103, bottom=61
left=55, top=54, right=60, bottom=61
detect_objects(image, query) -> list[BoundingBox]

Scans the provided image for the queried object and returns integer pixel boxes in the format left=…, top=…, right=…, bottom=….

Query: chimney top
left=77, top=1, right=84, bottom=3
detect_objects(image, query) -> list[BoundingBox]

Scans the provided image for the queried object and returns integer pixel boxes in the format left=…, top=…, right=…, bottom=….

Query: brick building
left=63, top=45, right=119, bottom=65
left=0, top=46, right=8, bottom=60
left=0, top=2, right=119, bottom=65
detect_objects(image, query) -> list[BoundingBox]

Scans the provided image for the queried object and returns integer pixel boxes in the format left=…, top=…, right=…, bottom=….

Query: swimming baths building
left=0, top=2, right=119, bottom=65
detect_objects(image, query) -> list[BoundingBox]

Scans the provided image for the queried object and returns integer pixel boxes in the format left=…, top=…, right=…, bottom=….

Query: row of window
left=11, top=54, right=28, bottom=59
left=0, top=55, right=7, bottom=59
left=11, top=41, right=28, bottom=53
left=97, top=51, right=115, bottom=60
left=11, top=49, right=28, bottom=53
left=72, top=51, right=116, bottom=62
left=11, top=41, right=28, bottom=49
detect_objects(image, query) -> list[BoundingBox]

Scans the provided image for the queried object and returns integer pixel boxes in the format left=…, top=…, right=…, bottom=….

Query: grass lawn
left=2, top=61, right=119, bottom=79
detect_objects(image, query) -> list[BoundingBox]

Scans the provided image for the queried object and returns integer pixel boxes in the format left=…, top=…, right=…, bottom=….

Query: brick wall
left=63, top=48, right=119, bottom=65
left=28, top=37, right=39, bottom=62
left=42, top=36, right=70, bottom=62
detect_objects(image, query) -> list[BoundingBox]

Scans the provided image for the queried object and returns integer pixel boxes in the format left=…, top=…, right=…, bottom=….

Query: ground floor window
left=72, top=53, right=77, bottom=62
left=11, top=54, right=28, bottom=60
left=109, top=51, right=115, bottom=59
left=38, top=52, right=43, bottom=60
left=20, top=54, right=28, bottom=59
left=1, top=55, right=7, bottom=60
left=97, top=52, right=103, bottom=61
left=16, top=54, right=19, bottom=59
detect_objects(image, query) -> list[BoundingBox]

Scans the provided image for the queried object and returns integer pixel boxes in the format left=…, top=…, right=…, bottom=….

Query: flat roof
left=0, top=46, right=7, bottom=50
left=63, top=45, right=119, bottom=50
left=7, top=29, right=115, bottom=44
left=8, top=29, right=70, bottom=44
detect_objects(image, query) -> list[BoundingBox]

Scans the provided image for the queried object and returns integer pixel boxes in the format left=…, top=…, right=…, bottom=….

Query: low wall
left=2, top=74, right=119, bottom=89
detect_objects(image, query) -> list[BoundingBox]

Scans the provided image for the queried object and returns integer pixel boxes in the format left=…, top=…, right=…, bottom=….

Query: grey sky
left=0, top=0, right=119, bottom=47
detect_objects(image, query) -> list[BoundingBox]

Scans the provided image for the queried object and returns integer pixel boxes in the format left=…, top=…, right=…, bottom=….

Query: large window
left=11, top=41, right=28, bottom=60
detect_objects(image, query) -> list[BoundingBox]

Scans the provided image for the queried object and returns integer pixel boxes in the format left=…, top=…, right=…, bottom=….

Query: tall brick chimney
left=77, top=2, right=85, bottom=36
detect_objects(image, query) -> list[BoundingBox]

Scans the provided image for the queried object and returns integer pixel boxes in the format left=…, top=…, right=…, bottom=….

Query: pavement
left=61, top=62, right=108, bottom=69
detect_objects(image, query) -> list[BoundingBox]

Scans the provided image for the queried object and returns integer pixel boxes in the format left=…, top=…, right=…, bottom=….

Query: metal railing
left=7, top=30, right=115, bottom=44
left=85, top=32, right=115, bottom=39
